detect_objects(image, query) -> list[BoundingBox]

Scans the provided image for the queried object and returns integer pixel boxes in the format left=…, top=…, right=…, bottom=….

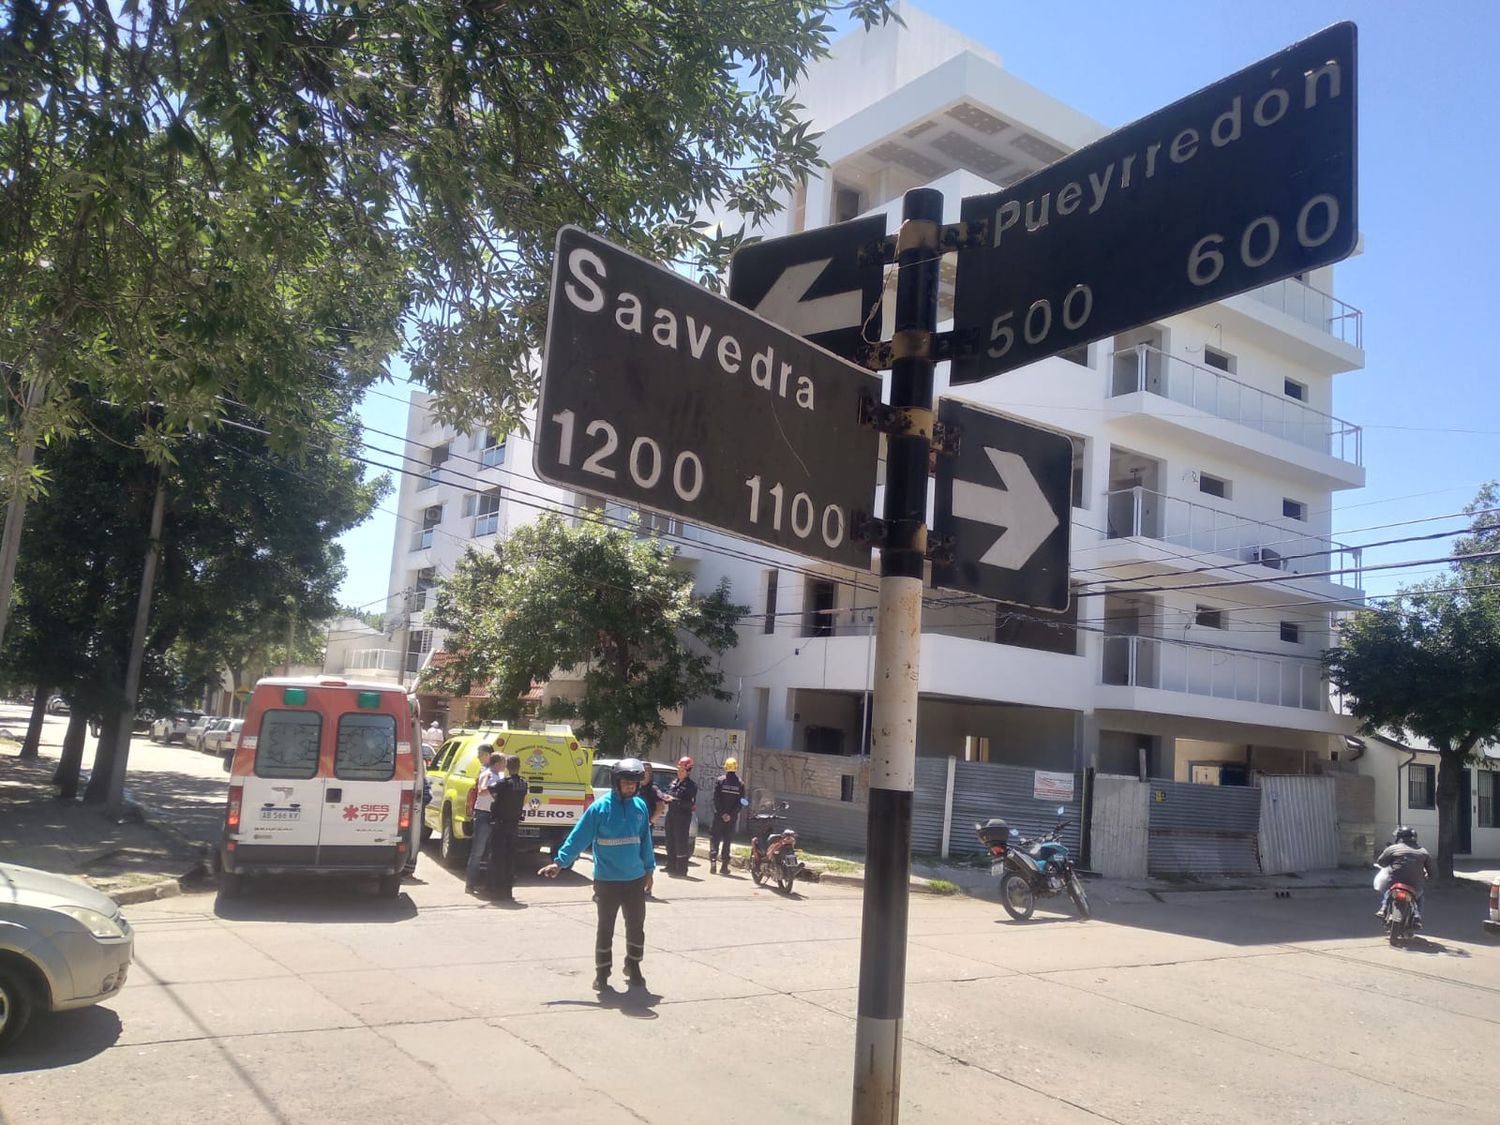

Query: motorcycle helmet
left=1393, top=825, right=1418, bottom=846
left=677, top=756, right=694, bottom=770
left=611, top=757, right=645, bottom=797
left=724, top=756, right=739, bottom=772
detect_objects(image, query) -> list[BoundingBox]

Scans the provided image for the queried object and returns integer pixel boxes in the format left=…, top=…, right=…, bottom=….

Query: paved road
left=2, top=824, right=1496, bottom=1125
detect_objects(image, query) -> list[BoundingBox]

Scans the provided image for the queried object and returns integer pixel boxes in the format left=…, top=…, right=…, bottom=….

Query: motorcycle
left=1381, top=880, right=1420, bottom=946
left=749, top=800, right=811, bottom=893
left=975, top=805, right=1089, bottom=921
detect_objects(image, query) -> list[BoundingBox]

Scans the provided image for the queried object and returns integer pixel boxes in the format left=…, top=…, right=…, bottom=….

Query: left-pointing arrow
left=752, top=259, right=865, bottom=339
left=951, top=447, right=1059, bottom=570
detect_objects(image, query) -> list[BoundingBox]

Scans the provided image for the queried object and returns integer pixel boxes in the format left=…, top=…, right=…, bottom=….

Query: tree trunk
left=55, top=712, right=88, bottom=800
left=84, top=702, right=124, bottom=804
left=19, top=681, right=49, bottom=760
left=1434, top=746, right=1465, bottom=880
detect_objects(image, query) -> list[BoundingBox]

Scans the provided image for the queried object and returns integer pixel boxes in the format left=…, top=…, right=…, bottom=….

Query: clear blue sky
left=334, top=2, right=1499, bottom=611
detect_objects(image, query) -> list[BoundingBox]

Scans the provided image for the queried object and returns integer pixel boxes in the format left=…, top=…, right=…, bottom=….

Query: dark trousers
left=665, top=810, right=693, bottom=872
left=487, top=819, right=518, bottom=895
left=709, top=814, right=735, bottom=866
left=594, top=876, right=646, bottom=979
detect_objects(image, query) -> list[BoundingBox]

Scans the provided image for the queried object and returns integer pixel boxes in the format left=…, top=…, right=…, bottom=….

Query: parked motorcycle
left=975, top=806, right=1089, bottom=921
left=1381, top=880, right=1420, bottom=946
left=749, top=800, right=811, bottom=893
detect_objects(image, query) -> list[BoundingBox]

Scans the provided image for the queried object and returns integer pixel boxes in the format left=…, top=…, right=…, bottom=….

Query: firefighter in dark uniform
left=709, top=757, right=745, bottom=875
left=486, top=755, right=529, bottom=901
left=662, top=756, right=698, bottom=875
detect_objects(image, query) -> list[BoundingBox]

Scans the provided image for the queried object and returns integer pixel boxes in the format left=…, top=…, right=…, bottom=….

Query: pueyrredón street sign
left=535, top=226, right=882, bottom=569
left=952, top=22, right=1357, bottom=384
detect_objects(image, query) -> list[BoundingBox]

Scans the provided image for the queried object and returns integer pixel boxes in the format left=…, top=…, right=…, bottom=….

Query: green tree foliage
left=423, top=514, right=746, bottom=755
left=1, top=395, right=386, bottom=796
left=3, top=0, right=895, bottom=445
left=1324, top=484, right=1500, bottom=877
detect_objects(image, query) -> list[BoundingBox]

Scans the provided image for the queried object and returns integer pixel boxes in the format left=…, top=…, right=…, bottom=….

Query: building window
left=1195, top=606, right=1224, bottom=629
left=1198, top=473, right=1230, bottom=499
left=803, top=578, right=837, bottom=638
left=410, top=504, right=442, bottom=551
left=477, top=429, right=506, bottom=467
left=1070, top=435, right=1087, bottom=509
left=833, top=183, right=865, bottom=223
left=405, top=628, right=433, bottom=674
left=473, top=490, right=501, bottom=537
left=1407, top=763, right=1436, bottom=810
left=1284, top=378, right=1308, bottom=402
left=412, top=567, right=435, bottom=612
left=763, top=570, right=779, bottom=635
left=1479, top=771, right=1500, bottom=828
left=1279, top=621, right=1301, bottom=644
left=1283, top=498, right=1308, bottom=521
left=1059, top=344, right=1090, bottom=368
left=1203, top=346, right=1234, bottom=373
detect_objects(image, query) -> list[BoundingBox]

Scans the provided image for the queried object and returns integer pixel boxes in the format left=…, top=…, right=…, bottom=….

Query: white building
left=373, top=6, right=1367, bottom=784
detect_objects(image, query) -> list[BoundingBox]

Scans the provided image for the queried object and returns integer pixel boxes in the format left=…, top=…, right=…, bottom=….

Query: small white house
left=1352, top=732, right=1500, bottom=860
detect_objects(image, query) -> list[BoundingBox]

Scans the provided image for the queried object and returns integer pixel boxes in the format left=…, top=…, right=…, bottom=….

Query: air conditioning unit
left=1253, top=547, right=1284, bottom=570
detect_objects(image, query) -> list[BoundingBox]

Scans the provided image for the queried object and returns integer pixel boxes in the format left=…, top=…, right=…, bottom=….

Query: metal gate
left=1147, top=780, right=1260, bottom=877
left=1258, top=775, right=1338, bottom=874
left=940, top=760, right=1082, bottom=860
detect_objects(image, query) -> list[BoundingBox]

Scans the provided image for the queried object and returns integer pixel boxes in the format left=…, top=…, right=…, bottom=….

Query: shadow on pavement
left=212, top=879, right=419, bottom=923
left=1085, top=880, right=1491, bottom=949
left=545, top=986, right=661, bottom=1019
left=0, top=1005, right=122, bottom=1073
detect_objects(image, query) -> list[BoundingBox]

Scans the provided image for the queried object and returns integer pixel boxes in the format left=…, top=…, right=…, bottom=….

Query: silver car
left=0, top=864, right=134, bottom=1050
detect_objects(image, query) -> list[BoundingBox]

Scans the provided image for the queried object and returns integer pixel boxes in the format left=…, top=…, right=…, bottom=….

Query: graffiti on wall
left=756, top=751, right=820, bottom=797
left=651, top=727, right=748, bottom=785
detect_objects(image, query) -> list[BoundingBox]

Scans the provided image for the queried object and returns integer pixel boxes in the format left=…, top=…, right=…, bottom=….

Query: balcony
left=473, top=512, right=499, bottom=537
left=343, top=648, right=402, bottom=676
left=409, top=528, right=434, bottom=552
left=1109, top=346, right=1361, bottom=464
left=1101, top=634, right=1334, bottom=718
left=1102, top=486, right=1363, bottom=599
left=1248, top=276, right=1362, bottom=349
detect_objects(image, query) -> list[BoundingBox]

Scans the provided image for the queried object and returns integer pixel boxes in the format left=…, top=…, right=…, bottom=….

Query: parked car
left=44, top=696, right=69, bottom=716
left=202, top=718, right=243, bottom=758
left=187, top=716, right=231, bottom=754
left=1485, top=877, right=1499, bottom=937
left=0, top=862, right=134, bottom=1051
left=590, top=759, right=699, bottom=847
left=149, top=710, right=203, bottom=744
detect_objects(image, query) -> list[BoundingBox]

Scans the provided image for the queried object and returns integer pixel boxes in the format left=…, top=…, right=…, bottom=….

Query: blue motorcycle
left=975, top=806, right=1089, bottom=921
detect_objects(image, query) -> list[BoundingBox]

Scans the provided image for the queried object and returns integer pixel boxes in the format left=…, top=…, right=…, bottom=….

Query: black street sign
left=536, top=226, right=882, bottom=568
left=931, top=399, right=1072, bottom=609
left=952, top=22, right=1357, bottom=384
left=728, top=215, right=887, bottom=365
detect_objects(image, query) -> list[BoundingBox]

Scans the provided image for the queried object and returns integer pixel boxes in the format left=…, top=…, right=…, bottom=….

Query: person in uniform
left=709, top=757, right=745, bottom=875
left=662, top=756, right=698, bottom=875
left=540, top=758, right=655, bottom=993
left=486, top=755, right=529, bottom=901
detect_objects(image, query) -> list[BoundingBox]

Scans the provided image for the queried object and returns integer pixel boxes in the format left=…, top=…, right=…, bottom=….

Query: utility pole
left=851, top=188, right=940, bottom=1124
left=105, top=468, right=168, bottom=813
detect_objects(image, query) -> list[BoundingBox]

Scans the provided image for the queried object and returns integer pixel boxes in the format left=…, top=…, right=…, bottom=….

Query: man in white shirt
left=465, top=744, right=498, bottom=894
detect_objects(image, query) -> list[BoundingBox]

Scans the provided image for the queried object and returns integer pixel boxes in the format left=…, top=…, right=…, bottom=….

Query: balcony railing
left=1101, top=634, right=1326, bottom=711
left=1109, top=345, right=1361, bottom=465
left=1248, top=276, right=1363, bottom=347
left=344, top=648, right=402, bottom=674
left=603, top=503, right=682, bottom=539
left=409, top=528, right=434, bottom=552
left=480, top=443, right=506, bottom=468
left=1105, top=486, right=1362, bottom=587
left=473, top=512, right=499, bottom=537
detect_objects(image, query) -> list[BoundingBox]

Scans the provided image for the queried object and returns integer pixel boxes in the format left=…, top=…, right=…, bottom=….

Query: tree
left=1324, top=484, right=1500, bottom=878
left=424, top=514, right=745, bottom=755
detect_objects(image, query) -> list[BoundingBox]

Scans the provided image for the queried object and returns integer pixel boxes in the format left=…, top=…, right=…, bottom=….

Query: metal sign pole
left=851, top=187, right=941, bottom=1124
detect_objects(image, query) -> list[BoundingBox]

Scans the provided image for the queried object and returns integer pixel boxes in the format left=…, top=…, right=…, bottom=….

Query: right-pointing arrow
left=951, top=447, right=1059, bottom=570
left=752, top=259, right=865, bottom=339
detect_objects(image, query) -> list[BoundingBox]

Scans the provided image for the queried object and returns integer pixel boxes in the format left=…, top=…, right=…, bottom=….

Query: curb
left=125, top=797, right=215, bottom=875
left=106, top=879, right=183, bottom=907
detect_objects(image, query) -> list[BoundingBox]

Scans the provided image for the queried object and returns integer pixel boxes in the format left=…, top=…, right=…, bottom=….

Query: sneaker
left=709, top=862, right=717, bottom=874
left=593, top=973, right=612, bottom=993
left=624, top=966, right=646, bottom=989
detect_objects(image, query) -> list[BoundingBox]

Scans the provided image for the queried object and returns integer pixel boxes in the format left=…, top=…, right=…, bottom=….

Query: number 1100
left=744, top=475, right=846, bottom=548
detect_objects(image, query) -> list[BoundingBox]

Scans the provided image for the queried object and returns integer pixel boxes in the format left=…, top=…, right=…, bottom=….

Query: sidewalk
left=0, top=752, right=203, bottom=906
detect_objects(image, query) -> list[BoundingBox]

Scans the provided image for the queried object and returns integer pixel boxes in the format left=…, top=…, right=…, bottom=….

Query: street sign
left=535, top=226, right=882, bottom=568
left=952, top=22, right=1357, bottom=384
left=931, top=398, right=1072, bottom=609
left=728, top=215, right=887, bottom=365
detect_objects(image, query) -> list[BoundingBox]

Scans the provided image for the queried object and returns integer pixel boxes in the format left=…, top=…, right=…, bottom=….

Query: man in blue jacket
left=540, top=757, right=655, bottom=993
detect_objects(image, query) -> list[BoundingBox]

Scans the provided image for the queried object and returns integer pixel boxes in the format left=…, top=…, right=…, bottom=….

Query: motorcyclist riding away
left=1375, top=825, right=1435, bottom=925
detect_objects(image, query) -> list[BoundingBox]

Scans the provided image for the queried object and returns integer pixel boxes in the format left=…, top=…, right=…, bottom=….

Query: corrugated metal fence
left=1146, top=779, right=1261, bottom=877
left=1258, top=775, right=1339, bottom=874
left=945, top=760, right=1083, bottom=860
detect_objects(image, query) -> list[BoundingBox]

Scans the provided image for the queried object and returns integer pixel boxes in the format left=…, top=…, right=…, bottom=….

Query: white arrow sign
left=951, top=447, right=1060, bottom=570
left=752, top=259, right=865, bottom=339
